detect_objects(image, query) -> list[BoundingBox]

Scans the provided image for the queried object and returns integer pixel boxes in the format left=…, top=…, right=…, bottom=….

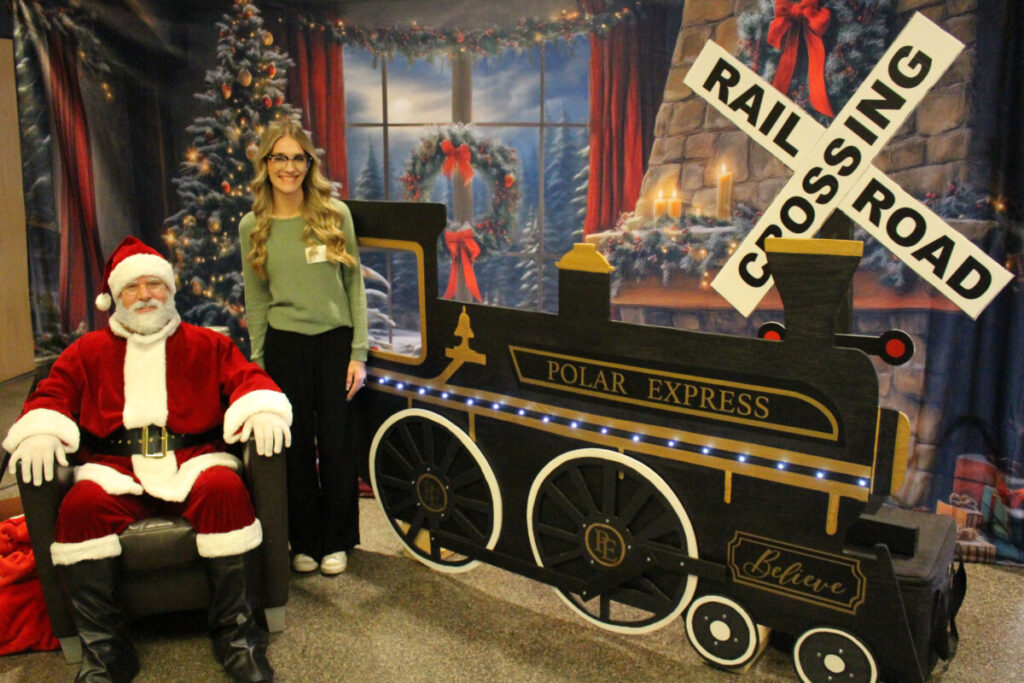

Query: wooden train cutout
left=346, top=200, right=963, bottom=683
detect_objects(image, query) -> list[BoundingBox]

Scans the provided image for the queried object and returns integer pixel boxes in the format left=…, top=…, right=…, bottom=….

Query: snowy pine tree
left=572, top=143, right=589, bottom=241
left=353, top=140, right=384, bottom=199
left=544, top=113, right=584, bottom=259
left=163, top=0, right=303, bottom=353
left=15, top=19, right=61, bottom=350
left=516, top=209, right=558, bottom=312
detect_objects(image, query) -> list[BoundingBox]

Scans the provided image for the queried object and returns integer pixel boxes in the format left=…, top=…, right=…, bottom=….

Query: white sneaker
left=292, top=553, right=318, bottom=573
left=320, top=551, right=347, bottom=575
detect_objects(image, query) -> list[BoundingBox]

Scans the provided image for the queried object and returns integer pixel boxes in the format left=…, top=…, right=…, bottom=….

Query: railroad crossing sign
left=683, top=13, right=1013, bottom=319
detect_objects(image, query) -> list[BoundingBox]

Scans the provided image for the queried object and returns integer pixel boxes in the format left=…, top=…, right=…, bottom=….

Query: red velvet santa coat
left=2, top=315, right=292, bottom=560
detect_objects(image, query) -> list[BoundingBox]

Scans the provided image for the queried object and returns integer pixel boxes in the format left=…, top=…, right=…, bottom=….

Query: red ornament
left=221, top=181, right=231, bottom=193
left=504, top=174, right=515, bottom=188
left=274, top=95, right=283, bottom=106
left=262, top=95, right=272, bottom=108
left=220, top=83, right=232, bottom=99
left=267, top=64, right=277, bottom=77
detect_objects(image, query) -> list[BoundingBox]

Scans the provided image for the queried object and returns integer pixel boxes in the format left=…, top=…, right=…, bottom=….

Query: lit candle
left=634, top=196, right=653, bottom=221
left=668, top=189, right=683, bottom=219
left=716, top=164, right=733, bottom=221
left=653, top=189, right=668, bottom=218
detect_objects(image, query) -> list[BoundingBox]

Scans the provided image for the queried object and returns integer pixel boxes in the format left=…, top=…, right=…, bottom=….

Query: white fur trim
left=121, top=331, right=171, bottom=430
left=196, top=519, right=263, bottom=558
left=51, top=534, right=122, bottom=566
left=95, top=292, right=112, bottom=311
left=107, top=253, right=176, bottom=301
left=223, top=390, right=293, bottom=443
left=3, top=408, right=80, bottom=453
left=131, top=451, right=241, bottom=502
left=75, top=463, right=145, bottom=496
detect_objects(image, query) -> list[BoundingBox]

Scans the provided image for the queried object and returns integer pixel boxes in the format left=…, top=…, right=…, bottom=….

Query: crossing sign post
left=683, top=13, right=1013, bottom=319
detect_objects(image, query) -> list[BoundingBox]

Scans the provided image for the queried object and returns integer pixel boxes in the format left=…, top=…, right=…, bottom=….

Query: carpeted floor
left=2, top=372, right=1024, bottom=682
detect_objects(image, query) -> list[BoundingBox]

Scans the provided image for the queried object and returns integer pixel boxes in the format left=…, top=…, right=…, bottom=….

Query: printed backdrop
left=10, top=0, right=1024, bottom=562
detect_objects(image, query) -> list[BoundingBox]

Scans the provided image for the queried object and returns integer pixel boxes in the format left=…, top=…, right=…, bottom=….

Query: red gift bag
left=0, top=514, right=59, bottom=655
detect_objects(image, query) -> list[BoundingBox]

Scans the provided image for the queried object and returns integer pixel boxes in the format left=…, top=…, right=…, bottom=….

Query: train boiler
left=346, top=200, right=963, bottom=683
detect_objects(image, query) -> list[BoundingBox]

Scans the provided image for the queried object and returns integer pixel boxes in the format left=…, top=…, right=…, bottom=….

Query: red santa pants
left=54, top=466, right=256, bottom=560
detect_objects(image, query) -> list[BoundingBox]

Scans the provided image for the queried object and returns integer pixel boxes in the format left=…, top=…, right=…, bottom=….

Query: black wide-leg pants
left=265, top=325, right=360, bottom=559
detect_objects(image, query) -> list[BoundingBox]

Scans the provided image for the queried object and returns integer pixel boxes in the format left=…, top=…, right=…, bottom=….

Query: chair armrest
left=17, top=463, right=78, bottom=640
left=243, top=442, right=289, bottom=610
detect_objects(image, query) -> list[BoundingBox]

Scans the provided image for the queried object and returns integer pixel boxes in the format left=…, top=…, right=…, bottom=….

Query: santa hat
left=94, top=236, right=176, bottom=311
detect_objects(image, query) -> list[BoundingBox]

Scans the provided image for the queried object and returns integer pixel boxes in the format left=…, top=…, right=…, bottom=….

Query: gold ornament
left=183, top=215, right=196, bottom=228
left=245, top=142, right=260, bottom=161
left=209, top=217, right=222, bottom=233
left=238, top=68, right=252, bottom=87
left=262, top=32, right=273, bottom=46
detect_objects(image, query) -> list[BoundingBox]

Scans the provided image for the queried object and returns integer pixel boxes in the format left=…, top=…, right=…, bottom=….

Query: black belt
left=82, top=426, right=221, bottom=458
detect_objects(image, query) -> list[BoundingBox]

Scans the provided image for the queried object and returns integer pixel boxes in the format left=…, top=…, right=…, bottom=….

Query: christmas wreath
left=400, top=124, right=519, bottom=252
left=737, top=0, right=896, bottom=122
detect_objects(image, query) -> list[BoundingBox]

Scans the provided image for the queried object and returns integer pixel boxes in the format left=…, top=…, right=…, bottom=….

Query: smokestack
left=764, top=238, right=863, bottom=343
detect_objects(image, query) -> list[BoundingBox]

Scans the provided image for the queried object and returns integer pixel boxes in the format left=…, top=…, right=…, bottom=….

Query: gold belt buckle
left=140, top=426, right=169, bottom=458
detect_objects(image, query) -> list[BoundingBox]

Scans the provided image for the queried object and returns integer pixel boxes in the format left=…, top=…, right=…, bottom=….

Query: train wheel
left=685, top=594, right=769, bottom=670
left=793, top=627, right=878, bottom=683
left=526, top=448, right=698, bottom=633
left=369, top=408, right=502, bottom=573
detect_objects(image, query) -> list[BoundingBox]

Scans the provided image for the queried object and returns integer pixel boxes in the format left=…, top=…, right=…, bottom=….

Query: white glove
left=8, top=434, right=69, bottom=486
left=239, top=412, right=291, bottom=456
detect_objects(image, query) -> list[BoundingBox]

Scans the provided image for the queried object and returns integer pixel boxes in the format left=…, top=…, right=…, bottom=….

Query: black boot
left=204, top=553, right=273, bottom=682
left=61, top=557, right=140, bottom=683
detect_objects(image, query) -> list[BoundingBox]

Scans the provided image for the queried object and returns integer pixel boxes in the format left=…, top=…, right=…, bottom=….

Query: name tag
left=305, top=245, right=327, bottom=264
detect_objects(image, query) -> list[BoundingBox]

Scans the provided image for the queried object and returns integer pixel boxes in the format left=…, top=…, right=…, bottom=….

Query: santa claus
left=4, top=236, right=291, bottom=683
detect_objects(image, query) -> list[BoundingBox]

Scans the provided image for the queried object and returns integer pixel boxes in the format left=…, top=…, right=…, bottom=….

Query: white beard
left=113, top=296, right=177, bottom=335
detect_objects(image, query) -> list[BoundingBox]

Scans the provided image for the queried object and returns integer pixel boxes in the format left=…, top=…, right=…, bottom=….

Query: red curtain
left=582, top=1, right=680, bottom=235
left=274, top=18, right=350, bottom=196
left=47, top=33, right=104, bottom=333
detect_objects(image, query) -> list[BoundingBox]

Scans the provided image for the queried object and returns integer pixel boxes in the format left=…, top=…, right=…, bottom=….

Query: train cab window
left=360, top=238, right=428, bottom=364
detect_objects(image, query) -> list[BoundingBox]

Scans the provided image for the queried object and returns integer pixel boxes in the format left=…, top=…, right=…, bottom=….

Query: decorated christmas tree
left=163, top=0, right=302, bottom=353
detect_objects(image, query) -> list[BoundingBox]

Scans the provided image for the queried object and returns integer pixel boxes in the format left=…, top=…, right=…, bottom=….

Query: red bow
left=443, top=229, right=482, bottom=302
left=997, top=481, right=1024, bottom=510
left=767, top=0, right=834, bottom=117
left=440, top=139, right=475, bottom=186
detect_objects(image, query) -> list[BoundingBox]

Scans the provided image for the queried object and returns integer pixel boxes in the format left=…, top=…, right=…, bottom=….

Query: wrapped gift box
left=955, top=527, right=996, bottom=563
left=936, top=500, right=983, bottom=530
left=953, top=453, right=1000, bottom=506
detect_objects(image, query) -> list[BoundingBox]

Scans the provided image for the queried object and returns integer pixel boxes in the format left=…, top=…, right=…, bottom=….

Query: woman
left=240, top=120, right=368, bottom=576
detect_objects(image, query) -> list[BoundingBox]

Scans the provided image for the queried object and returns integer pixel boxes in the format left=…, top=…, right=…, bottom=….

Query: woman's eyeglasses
left=265, top=154, right=311, bottom=168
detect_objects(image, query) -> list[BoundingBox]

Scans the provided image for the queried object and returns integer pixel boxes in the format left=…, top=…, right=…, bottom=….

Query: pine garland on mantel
left=274, top=1, right=675, bottom=60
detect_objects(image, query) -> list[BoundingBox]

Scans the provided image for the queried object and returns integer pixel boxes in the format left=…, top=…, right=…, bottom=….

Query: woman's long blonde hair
left=247, top=120, right=355, bottom=278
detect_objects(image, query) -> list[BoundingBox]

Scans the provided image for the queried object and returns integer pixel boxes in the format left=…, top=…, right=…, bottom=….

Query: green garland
left=601, top=209, right=747, bottom=297
left=401, top=124, right=520, bottom=252
left=604, top=190, right=1007, bottom=298
left=276, top=1, right=674, bottom=60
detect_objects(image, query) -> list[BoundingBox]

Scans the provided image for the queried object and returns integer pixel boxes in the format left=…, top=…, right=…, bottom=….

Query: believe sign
left=683, top=13, right=1012, bottom=319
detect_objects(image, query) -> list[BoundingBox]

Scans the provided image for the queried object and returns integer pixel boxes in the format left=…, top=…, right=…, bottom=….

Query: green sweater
left=239, top=200, right=368, bottom=367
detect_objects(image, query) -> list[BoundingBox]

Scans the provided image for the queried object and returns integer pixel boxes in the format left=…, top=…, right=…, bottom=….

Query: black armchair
left=14, top=434, right=289, bottom=663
